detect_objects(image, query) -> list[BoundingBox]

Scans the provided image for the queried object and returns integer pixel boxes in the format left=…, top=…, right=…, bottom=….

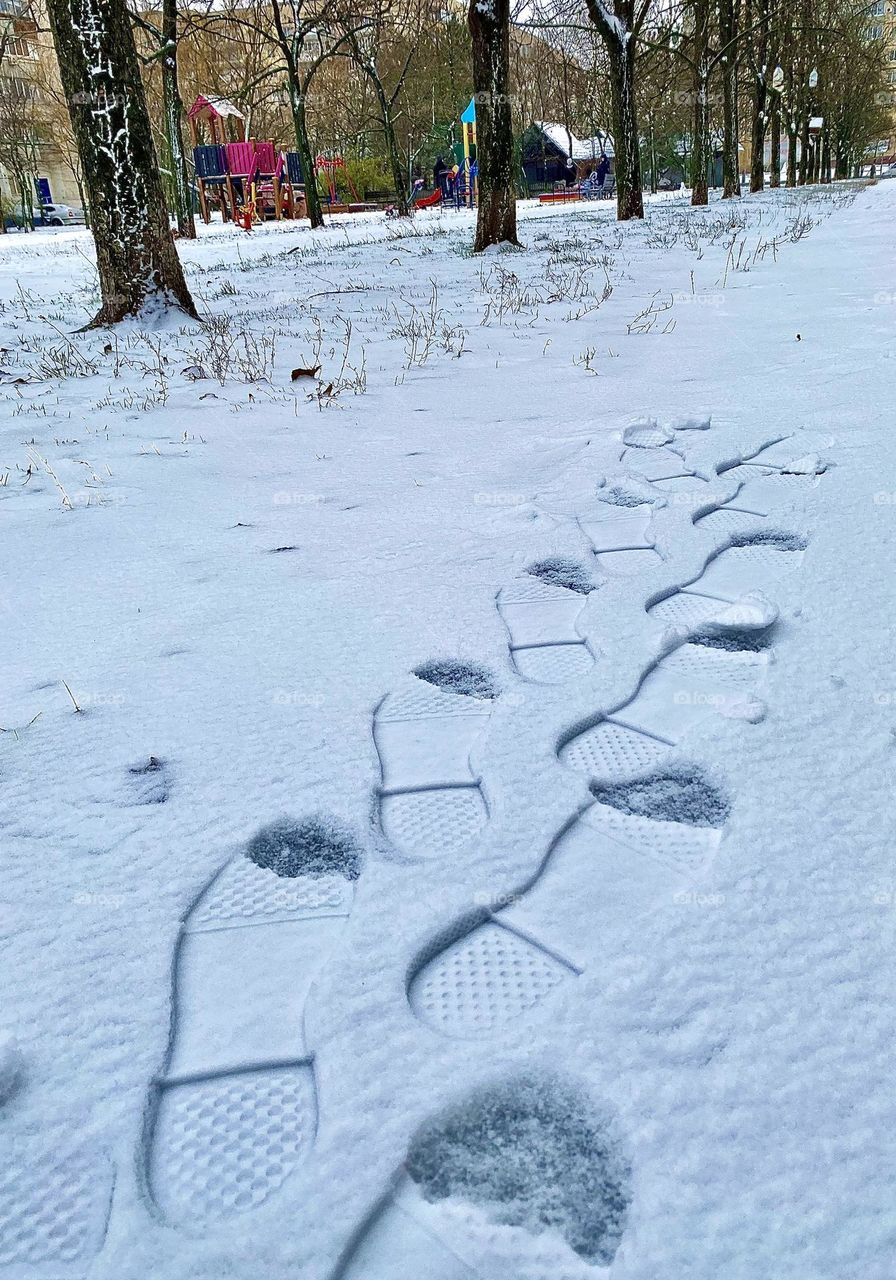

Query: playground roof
left=188, top=95, right=245, bottom=122
left=534, top=122, right=615, bottom=160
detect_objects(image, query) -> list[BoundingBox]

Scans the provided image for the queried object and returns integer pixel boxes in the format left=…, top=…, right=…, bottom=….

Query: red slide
left=414, top=189, right=443, bottom=209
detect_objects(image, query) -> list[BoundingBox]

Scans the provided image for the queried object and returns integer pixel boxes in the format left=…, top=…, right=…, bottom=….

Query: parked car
left=32, top=202, right=86, bottom=227
left=878, top=163, right=896, bottom=180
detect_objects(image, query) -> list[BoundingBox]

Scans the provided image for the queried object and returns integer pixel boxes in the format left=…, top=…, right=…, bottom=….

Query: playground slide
left=414, top=189, right=443, bottom=209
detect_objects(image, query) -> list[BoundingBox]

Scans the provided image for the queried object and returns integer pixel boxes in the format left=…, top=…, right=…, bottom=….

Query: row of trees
left=0, top=0, right=887, bottom=320
left=521, top=0, right=892, bottom=217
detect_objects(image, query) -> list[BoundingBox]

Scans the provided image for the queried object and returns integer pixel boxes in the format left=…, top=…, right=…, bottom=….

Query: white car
left=878, top=162, right=896, bottom=180
left=34, top=202, right=86, bottom=226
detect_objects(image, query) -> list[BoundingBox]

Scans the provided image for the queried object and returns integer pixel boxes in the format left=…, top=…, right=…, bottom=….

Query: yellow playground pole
left=461, top=98, right=477, bottom=207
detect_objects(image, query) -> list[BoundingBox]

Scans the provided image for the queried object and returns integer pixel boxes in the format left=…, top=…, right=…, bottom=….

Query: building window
left=4, top=34, right=34, bottom=58
left=0, top=74, right=34, bottom=101
left=866, top=23, right=884, bottom=37
left=869, top=0, right=884, bottom=13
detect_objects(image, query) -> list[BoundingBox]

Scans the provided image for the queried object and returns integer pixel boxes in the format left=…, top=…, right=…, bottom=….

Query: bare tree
left=269, top=0, right=353, bottom=228
left=584, top=0, right=646, bottom=219
left=45, top=0, right=195, bottom=324
left=345, top=3, right=421, bottom=217
left=133, top=0, right=196, bottom=237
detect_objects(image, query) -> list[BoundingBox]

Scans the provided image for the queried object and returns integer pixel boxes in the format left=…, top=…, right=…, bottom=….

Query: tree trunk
left=468, top=0, right=519, bottom=250
left=46, top=0, right=195, bottom=325
left=749, top=73, right=766, bottom=192
left=785, top=118, right=797, bottom=187
left=747, top=0, right=768, bottom=193
left=797, top=112, right=810, bottom=185
left=370, top=81, right=408, bottom=216
left=289, top=84, right=324, bottom=228
left=691, top=76, right=710, bottom=205
left=648, top=115, right=658, bottom=193
left=690, top=0, right=710, bottom=206
left=721, top=59, right=738, bottom=196
left=718, top=0, right=739, bottom=197
left=769, top=95, right=781, bottom=186
left=161, top=0, right=195, bottom=239
left=603, top=33, right=644, bottom=220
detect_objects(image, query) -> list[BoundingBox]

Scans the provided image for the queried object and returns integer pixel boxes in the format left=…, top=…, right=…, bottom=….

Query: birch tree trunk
left=46, top=0, right=195, bottom=324
left=469, top=0, right=519, bottom=250
left=161, top=0, right=195, bottom=238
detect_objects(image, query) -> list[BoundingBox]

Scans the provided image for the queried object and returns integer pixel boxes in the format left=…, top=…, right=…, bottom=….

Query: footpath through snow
left=0, top=184, right=895, bottom=1280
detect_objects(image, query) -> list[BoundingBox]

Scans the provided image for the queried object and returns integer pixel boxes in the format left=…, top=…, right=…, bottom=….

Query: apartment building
left=0, top=0, right=80, bottom=216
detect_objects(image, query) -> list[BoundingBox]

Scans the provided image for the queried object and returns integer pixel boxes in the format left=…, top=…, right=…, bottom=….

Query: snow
left=534, top=122, right=615, bottom=161
left=2, top=183, right=896, bottom=1279
left=0, top=1034, right=23, bottom=1105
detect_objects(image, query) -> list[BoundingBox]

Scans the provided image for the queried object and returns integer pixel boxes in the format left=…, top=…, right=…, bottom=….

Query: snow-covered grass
left=2, top=181, right=895, bottom=1280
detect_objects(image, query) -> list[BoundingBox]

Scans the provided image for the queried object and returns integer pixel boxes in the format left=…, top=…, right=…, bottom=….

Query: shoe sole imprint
left=580, top=504, right=660, bottom=576
left=408, top=800, right=721, bottom=1039
left=374, top=682, right=493, bottom=859
left=145, top=855, right=354, bottom=1224
left=560, top=640, right=770, bottom=784
left=497, top=578, right=593, bottom=685
left=0, top=1137, right=113, bottom=1274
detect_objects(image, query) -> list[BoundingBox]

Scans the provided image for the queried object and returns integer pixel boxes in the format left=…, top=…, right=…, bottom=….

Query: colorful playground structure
left=413, top=98, right=478, bottom=211
left=188, top=95, right=369, bottom=226
left=187, top=93, right=487, bottom=224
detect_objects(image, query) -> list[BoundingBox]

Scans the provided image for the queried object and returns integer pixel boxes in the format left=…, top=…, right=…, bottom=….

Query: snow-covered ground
left=1, top=183, right=895, bottom=1280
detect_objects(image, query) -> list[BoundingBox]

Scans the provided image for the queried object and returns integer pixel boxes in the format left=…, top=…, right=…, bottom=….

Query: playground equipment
left=414, top=187, right=442, bottom=209
left=315, top=155, right=364, bottom=211
left=188, top=95, right=299, bottom=225
left=453, top=98, right=477, bottom=208
left=413, top=99, right=478, bottom=211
